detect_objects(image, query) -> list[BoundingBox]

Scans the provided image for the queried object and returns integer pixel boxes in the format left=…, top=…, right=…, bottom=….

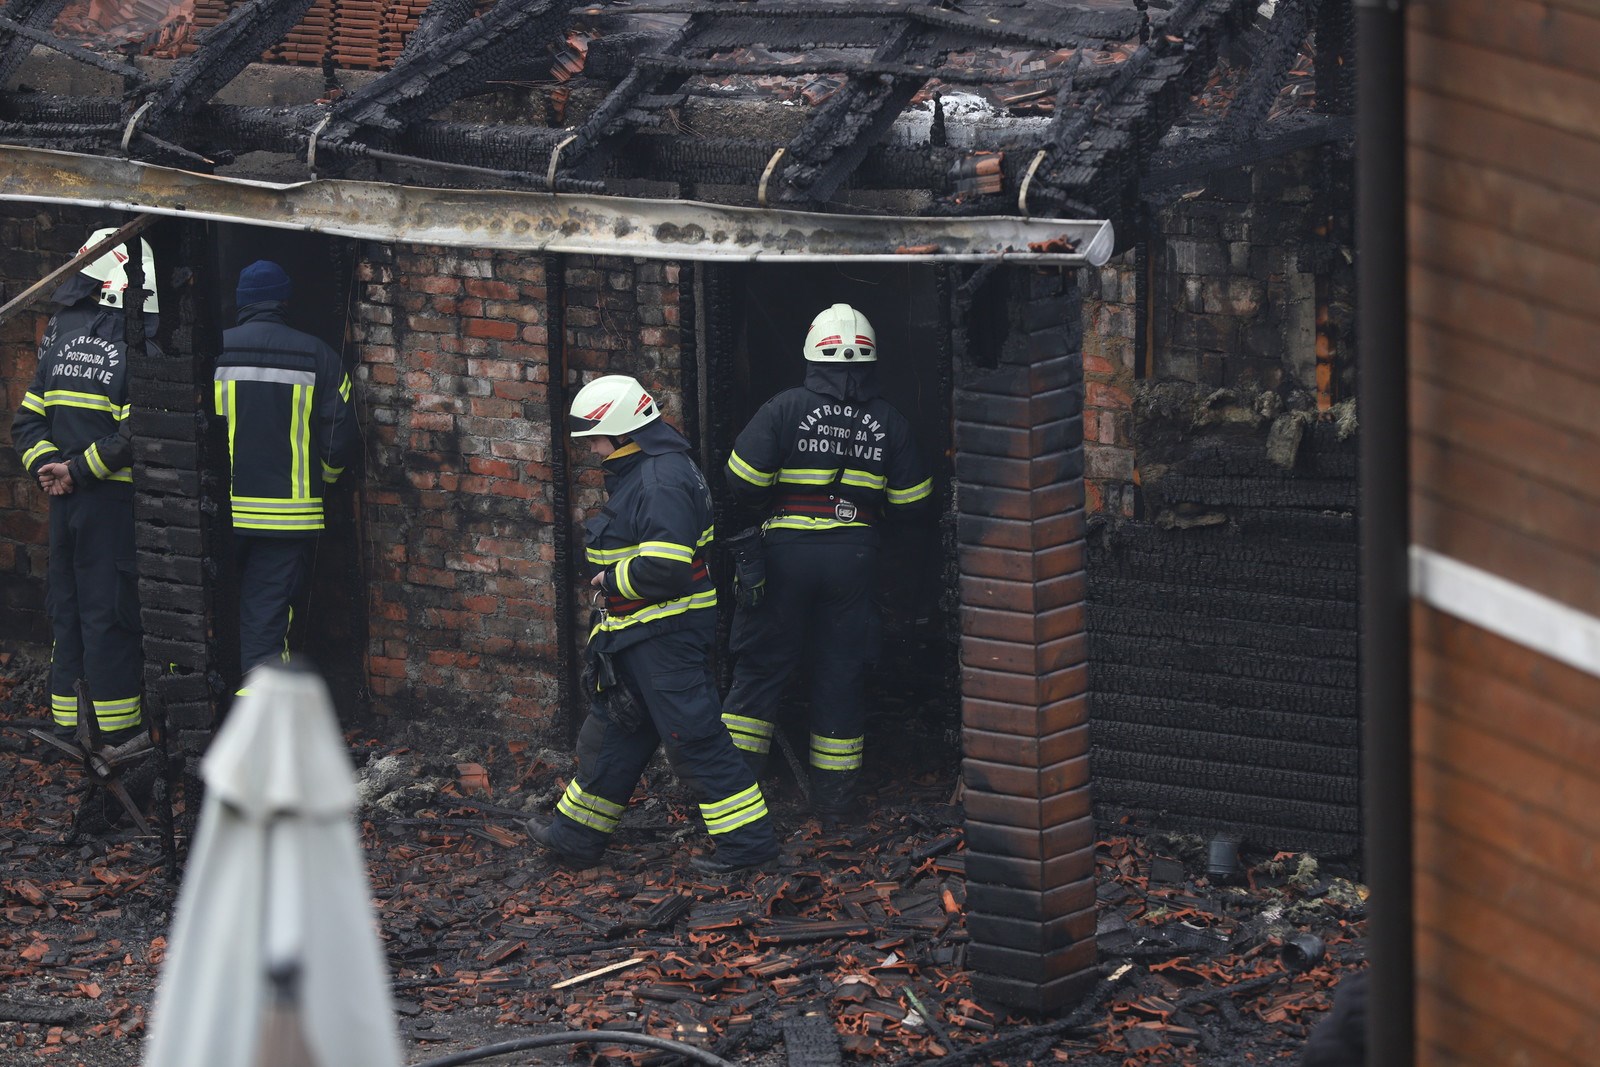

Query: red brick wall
left=0, top=206, right=102, bottom=649
left=353, top=245, right=682, bottom=730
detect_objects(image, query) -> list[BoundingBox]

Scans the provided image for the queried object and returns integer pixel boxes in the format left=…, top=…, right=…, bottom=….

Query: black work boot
left=524, top=815, right=604, bottom=870
left=811, top=768, right=859, bottom=831
left=688, top=850, right=778, bottom=881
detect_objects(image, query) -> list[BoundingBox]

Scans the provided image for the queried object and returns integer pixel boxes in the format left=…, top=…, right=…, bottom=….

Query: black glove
left=724, top=525, right=766, bottom=610
left=589, top=650, right=647, bottom=733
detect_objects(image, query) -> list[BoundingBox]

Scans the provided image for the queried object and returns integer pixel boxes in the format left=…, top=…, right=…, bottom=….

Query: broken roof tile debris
left=0, top=653, right=1366, bottom=1066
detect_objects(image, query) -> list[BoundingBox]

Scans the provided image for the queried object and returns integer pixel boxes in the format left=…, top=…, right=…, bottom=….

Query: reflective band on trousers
left=810, top=733, right=864, bottom=771
left=699, top=783, right=768, bottom=835
left=51, top=692, right=140, bottom=729
left=556, top=779, right=624, bottom=834
left=722, top=713, right=774, bottom=754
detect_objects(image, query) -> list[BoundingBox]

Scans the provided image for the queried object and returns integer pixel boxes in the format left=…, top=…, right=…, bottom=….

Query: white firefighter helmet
left=77, top=228, right=159, bottom=313
left=568, top=374, right=661, bottom=438
left=803, top=302, right=876, bottom=362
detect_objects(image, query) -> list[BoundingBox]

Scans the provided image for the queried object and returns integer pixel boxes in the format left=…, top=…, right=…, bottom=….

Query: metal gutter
left=0, top=144, right=1114, bottom=266
left=1355, top=0, right=1413, bottom=1064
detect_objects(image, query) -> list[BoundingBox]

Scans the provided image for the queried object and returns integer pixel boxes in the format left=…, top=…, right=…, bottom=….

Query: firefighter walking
left=11, top=229, right=160, bottom=744
left=721, top=303, right=932, bottom=824
left=526, top=374, right=780, bottom=876
left=213, top=261, right=355, bottom=682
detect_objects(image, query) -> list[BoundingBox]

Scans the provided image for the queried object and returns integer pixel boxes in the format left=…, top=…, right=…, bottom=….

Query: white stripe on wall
left=1410, top=545, right=1600, bottom=680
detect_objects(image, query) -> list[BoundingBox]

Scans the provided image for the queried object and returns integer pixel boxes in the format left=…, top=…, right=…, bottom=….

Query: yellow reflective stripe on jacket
left=21, top=440, right=57, bottom=468
left=776, top=466, right=838, bottom=486
left=615, top=556, right=641, bottom=601
left=556, top=779, right=624, bottom=833
left=21, top=391, right=46, bottom=415
left=764, top=515, right=873, bottom=533
left=222, top=380, right=239, bottom=463
left=321, top=460, right=344, bottom=484
left=85, top=443, right=111, bottom=479
left=87, top=440, right=132, bottom=483
left=231, top=495, right=325, bottom=532
left=887, top=478, right=933, bottom=505
left=722, top=713, right=775, bottom=754
left=839, top=469, right=887, bottom=491
left=637, top=540, right=695, bottom=563
left=700, top=784, right=768, bottom=835
left=291, top=383, right=313, bottom=500
left=590, top=589, right=717, bottom=635
left=40, top=389, right=124, bottom=415
left=338, top=373, right=352, bottom=402
left=587, top=527, right=714, bottom=567
left=810, top=733, right=865, bottom=770
left=728, top=450, right=775, bottom=488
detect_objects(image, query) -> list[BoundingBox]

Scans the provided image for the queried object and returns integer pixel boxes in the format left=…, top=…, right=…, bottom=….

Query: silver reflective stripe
left=216, top=366, right=316, bottom=386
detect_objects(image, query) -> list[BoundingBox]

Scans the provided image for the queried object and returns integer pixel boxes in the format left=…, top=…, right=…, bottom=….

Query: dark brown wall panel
left=1412, top=607, right=1600, bottom=1066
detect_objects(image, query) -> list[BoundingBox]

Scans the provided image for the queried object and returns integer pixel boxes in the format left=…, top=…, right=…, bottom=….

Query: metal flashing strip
left=1410, top=545, right=1600, bottom=680
left=0, top=144, right=1114, bottom=266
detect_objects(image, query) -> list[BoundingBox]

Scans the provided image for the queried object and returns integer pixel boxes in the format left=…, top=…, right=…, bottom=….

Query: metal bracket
left=120, top=101, right=154, bottom=154
left=547, top=133, right=578, bottom=192
left=758, top=147, right=787, bottom=207
left=1018, top=148, right=1049, bottom=217
left=306, top=112, right=332, bottom=173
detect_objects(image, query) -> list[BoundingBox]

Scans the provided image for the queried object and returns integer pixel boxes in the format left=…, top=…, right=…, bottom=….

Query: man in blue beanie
left=213, top=260, right=356, bottom=688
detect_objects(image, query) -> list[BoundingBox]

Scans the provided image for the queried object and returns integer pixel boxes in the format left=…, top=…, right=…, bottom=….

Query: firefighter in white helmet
left=525, top=374, right=780, bottom=876
left=12, top=227, right=162, bottom=750
left=721, top=303, right=932, bottom=826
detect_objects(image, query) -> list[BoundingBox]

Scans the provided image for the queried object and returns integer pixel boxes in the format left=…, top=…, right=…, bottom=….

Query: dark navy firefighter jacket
left=725, top=362, right=932, bottom=542
left=586, top=421, right=718, bottom=652
left=13, top=284, right=162, bottom=488
left=213, top=302, right=356, bottom=537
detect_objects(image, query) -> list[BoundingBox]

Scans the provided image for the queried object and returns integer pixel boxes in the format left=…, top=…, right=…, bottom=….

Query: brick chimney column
left=954, top=268, right=1094, bottom=1013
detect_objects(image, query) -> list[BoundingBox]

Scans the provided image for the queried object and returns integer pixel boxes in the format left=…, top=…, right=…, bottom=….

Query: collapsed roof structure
left=0, top=0, right=1349, bottom=262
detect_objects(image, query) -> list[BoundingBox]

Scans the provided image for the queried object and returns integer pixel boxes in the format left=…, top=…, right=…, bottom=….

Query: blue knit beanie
left=236, top=260, right=292, bottom=307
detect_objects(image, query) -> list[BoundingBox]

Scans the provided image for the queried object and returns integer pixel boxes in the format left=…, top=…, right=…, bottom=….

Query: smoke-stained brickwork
left=354, top=246, right=682, bottom=732
left=956, top=268, right=1095, bottom=1014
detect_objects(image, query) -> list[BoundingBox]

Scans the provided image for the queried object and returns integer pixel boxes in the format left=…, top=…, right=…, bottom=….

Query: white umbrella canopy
left=144, top=663, right=402, bottom=1067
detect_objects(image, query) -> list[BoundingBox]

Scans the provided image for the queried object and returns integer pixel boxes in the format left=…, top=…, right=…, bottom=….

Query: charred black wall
left=1085, top=145, right=1361, bottom=860
left=1087, top=409, right=1359, bottom=858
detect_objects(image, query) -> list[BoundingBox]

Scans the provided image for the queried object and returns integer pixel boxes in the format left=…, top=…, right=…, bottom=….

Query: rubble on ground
left=0, top=654, right=1364, bottom=1066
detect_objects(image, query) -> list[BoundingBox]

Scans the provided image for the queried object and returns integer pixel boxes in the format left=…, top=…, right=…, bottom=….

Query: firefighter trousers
left=46, top=483, right=142, bottom=735
left=547, top=624, right=779, bottom=866
left=236, top=535, right=314, bottom=677
left=722, top=536, right=878, bottom=815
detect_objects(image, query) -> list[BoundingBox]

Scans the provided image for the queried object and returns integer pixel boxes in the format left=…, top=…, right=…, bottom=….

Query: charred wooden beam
left=999, top=0, right=1256, bottom=223
left=0, top=16, right=145, bottom=82
left=632, top=52, right=1030, bottom=88
left=587, top=0, right=1141, bottom=49
left=0, top=0, right=68, bottom=89
left=397, top=0, right=479, bottom=65
left=1216, top=0, right=1315, bottom=143
left=768, top=10, right=934, bottom=207
left=319, top=0, right=570, bottom=150
left=550, top=14, right=707, bottom=183
left=1142, top=113, right=1352, bottom=202
left=133, top=0, right=320, bottom=125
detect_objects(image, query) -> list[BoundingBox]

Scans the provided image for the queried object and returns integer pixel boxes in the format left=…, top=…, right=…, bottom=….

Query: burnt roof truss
left=0, top=0, right=1347, bottom=243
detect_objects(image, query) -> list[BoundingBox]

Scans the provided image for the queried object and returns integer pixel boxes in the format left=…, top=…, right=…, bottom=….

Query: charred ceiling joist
left=0, top=0, right=1329, bottom=232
